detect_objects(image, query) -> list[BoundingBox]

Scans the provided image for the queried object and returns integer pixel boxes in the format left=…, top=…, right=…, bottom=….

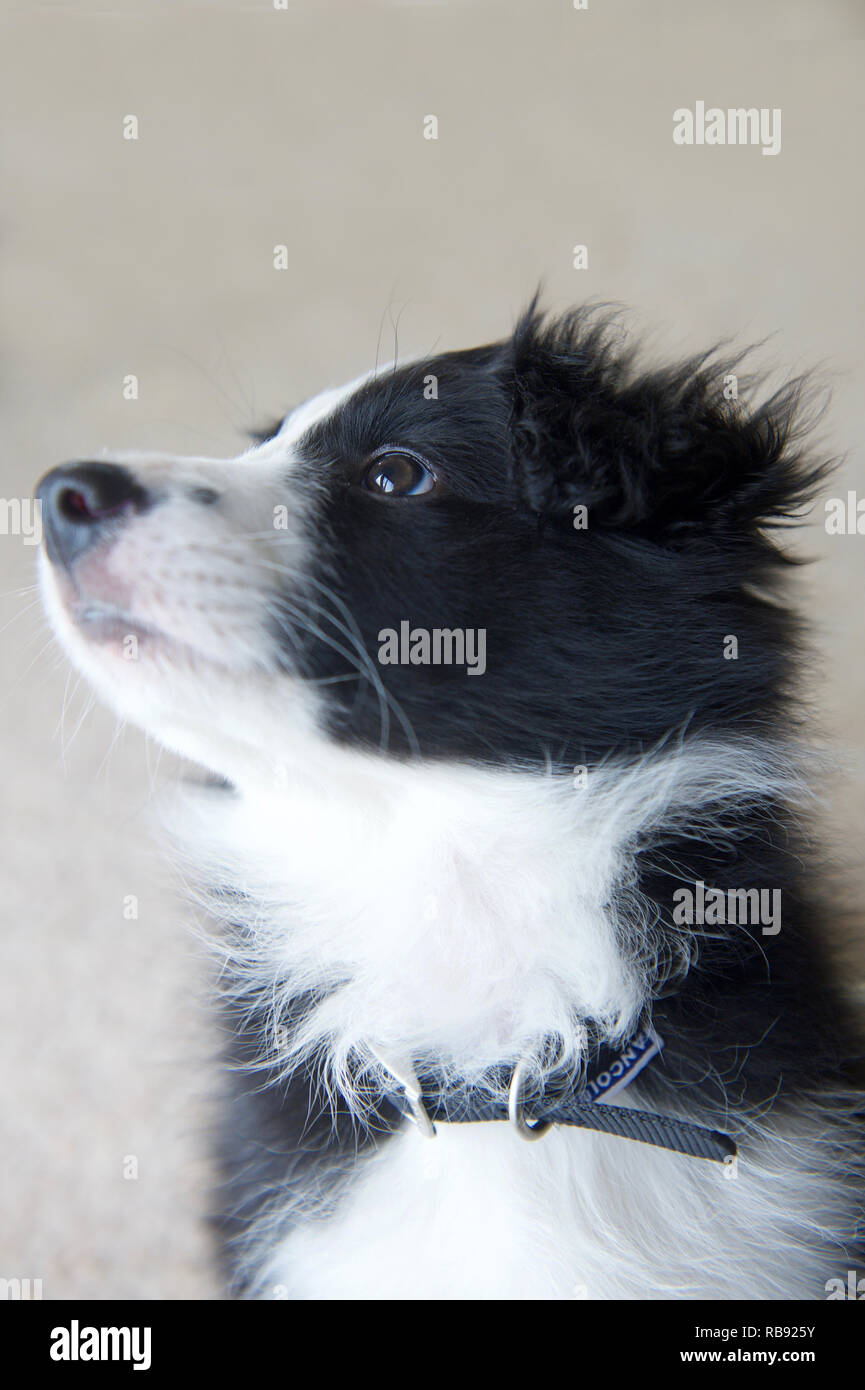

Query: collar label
left=582, top=1026, right=664, bottom=1104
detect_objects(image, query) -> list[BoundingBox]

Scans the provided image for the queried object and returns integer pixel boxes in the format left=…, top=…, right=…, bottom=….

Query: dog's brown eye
left=362, top=451, right=436, bottom=498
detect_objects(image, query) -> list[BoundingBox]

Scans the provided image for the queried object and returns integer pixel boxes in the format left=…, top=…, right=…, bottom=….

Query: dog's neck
left=171, top=734, right=797, bottom=1106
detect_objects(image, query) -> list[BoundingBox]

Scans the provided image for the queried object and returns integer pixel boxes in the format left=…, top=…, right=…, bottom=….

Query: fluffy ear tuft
left=507, top=301, right=833, bottom=550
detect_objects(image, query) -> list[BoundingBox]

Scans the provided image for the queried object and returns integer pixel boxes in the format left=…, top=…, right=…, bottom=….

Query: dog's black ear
left=507, top=301, right=830, bottom=548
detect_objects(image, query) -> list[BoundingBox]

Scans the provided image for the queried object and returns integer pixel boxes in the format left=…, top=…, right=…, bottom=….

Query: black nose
left=36, top=462, right=148, bottom=568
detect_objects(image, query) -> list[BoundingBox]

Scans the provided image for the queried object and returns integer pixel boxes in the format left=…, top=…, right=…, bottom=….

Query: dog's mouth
left=40, top=547, right=251, bottom=679
left=45, top=558, right=169, bottom=650
left=74, top=599, right=166, bottom=646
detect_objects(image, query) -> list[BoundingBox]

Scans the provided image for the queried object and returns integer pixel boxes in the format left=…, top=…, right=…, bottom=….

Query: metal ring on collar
left=508, top=1058, right=554, bottom=1141
left=369, top=1046, right=437, bottom=1139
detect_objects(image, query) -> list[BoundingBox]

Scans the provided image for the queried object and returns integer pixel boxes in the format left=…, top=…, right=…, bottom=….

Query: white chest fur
left=257, top=1111, right=840, bottom=1300
left=171, top=736, right=844, bottom=1300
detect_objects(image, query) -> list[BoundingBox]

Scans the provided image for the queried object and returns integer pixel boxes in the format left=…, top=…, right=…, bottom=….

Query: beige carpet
left=1, top=0, right=863, bottom=1300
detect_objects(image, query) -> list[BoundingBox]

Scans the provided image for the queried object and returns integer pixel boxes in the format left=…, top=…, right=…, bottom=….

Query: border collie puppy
left=37, top=303, right=863, bottom=1300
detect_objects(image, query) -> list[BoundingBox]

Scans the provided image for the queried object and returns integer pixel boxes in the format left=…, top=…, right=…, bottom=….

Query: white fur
left=165, top=735, right=854, bottom=1300
left=39, top=373, right=856, bottom=1302
left=259, top=1104, right=853, bottom=1301
left=37, top=375, right=390, bottom=787
left=176, top=737, right=802, bottom=1091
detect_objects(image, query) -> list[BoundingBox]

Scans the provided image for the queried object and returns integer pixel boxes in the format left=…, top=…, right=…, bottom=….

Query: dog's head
left=37, top=304, right=825, bottom=787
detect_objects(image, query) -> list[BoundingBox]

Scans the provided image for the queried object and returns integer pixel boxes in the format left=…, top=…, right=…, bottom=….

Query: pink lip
left=74, top=603, right=160, bottom=644
left=49, top=564, right=238, bottom=673
left=46, top=556, right=151, bottom=646
left=68, top=595, right=235, bottom=673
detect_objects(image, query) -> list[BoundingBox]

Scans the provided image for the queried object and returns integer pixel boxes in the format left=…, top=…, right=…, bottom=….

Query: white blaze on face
left=40, top=446, right=303, bottom=665
left=37, top=366, right=403, bottom=782
left=36, top=447, right=316, bottom=783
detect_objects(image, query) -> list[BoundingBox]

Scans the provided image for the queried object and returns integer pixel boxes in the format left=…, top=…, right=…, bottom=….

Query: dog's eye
left=362, top=450, right=437, bottom=498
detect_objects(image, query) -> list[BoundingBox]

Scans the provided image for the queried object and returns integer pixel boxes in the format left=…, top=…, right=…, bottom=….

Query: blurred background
left=1, top=0, right=863, bottom=1299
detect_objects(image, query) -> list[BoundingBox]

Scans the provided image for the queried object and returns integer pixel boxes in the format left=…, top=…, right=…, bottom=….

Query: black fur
left=253, top=305, right=830, bottom=767
left=216, top=304, right=862, bottom=1293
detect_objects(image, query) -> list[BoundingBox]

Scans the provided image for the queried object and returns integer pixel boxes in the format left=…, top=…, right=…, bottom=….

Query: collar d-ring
left=369, top=1046, right=437, bottom=1138
left=508, top=1057, right=554, bottom=1141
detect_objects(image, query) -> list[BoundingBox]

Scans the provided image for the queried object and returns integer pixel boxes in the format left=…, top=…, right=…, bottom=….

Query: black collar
left=375, top=1027, right=738, bottom=1169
